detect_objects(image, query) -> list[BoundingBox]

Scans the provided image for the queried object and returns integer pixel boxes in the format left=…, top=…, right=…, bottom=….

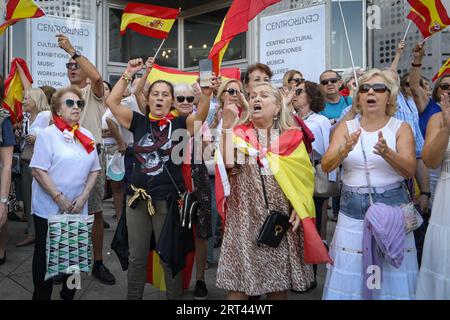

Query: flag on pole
left=2, top=58, right=33, bottom=124
left=120, top=3, right=180, bottom=39
left=0, top=0, right=45, bottom=35
left=407, top=0, right=450, bottom=38
left=147, top=63, right=241, bottom=85
left=432, top=57, right=450, bottom=82
left=208, top=0, right=282, bottom=75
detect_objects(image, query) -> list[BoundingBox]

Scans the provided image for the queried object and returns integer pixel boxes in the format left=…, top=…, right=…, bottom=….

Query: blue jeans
left=340, top=185, right=409, bottom=220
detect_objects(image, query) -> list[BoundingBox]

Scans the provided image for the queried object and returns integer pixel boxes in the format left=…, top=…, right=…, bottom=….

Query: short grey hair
left=174, top=83, right=193, bottom=97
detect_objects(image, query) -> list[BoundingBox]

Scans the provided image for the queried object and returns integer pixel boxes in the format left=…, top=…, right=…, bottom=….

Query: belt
left=342, top=182, right=401, bottom=194
left=128, top=185, right=156, bottom=216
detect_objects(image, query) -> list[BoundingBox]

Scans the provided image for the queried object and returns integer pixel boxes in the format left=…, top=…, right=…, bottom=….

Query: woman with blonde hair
left=216, top=82, right=326, bottom=299
left=283, top=69, right=304, bottom=89
left=16, top=88, right=52, bottom=247
left=321, top=69, right=418, bottom=299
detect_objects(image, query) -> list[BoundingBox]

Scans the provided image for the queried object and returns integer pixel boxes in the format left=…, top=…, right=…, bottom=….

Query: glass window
left=109, top=7, right=178, bottom=68
left=331, top=0, right=363, bottom=69
left=184, top=8, right=246, bottom=68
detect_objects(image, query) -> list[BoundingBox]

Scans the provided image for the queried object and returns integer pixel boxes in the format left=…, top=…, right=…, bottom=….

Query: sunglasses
left=295, top=88, right=304, bottom=96
left=320, top=77, right=339, bottom=86
left=65, top=99, right=85, bottom=109
left=359, top=83, right=390, bottom=93
left=402, top=81, right=424, bottom=88
left=225, top=88, right=243, bottom=96
left=66, top=63, right=80, bottom=70
left=290, top=77, right=305, bottom=84
left=176, top=96, right=195, bottom=103
left=439, top=83, right=450, bottom=90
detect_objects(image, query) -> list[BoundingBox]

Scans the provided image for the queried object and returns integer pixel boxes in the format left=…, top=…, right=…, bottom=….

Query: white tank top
left=342, top=117, right=404, bottom=187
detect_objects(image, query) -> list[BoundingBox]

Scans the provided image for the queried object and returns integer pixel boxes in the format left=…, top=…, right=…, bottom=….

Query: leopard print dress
left=216, top=129, right=314, bottom=295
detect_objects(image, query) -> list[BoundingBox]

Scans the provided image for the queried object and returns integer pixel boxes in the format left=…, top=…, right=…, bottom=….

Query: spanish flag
left=0, top=0, right=45, bottom=35
left=208, top=0, right=282, bottom=75
left=223, top=123, right=331, bottom=264
left=147, top=63, right=241, bottom=85
left=432, top=57, right=450, bottom=81
left=407, top=0, right=450, bottom=39
left=120, top=3, right=179, bottom=39
left=2, top=58, right=33, bottom=124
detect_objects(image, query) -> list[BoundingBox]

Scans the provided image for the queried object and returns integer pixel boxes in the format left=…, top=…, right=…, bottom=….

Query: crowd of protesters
left=0, top=34, right=449, bottom=301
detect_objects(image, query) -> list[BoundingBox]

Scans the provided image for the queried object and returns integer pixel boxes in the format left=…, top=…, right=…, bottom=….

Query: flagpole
left=402, top=20, right=412, bottom=42
left=337, top=0, right=359, bottom=86
left=153, top=39, right=166, bottom=60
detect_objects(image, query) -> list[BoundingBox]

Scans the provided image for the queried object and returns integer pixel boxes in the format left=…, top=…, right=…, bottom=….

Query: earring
left=273, top=114, right=279, bottom=121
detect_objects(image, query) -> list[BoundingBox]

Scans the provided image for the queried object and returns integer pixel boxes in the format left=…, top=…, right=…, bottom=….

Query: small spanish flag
left=407, top=0, right=450, bottom=39
left=120, top=3, right=180, bottom=39
left=0, top=0, right=45, bottom=35
left=147, top=63, right=241, bottom=85
left=432, top=57, right=450, bottom=82
left=2, top=58, right=33, bottom=124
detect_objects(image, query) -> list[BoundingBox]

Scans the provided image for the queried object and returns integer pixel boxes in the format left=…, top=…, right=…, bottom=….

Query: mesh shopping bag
left=45, top=214, right=94, bottom=281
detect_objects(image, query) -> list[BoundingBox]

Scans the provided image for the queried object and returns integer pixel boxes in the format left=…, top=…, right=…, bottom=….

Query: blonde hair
left=353, top=68, right=398, bottom=116
left=26, top=88, right=51, bottom=113
left=242, top=82, right=296, bottom=132
left=282, top=69, right=303, bottom=87
left=211, top=79, right=246, bottom=129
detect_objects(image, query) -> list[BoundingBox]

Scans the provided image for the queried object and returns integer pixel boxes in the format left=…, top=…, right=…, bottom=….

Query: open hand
left=373, top=131, right=390, bottom=156
left=340, top=128, right=361, bottom=158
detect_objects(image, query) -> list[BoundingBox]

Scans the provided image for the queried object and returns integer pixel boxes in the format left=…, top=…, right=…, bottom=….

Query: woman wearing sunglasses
left=321, top=69, right=418, bottom=300
left=30, top=86, right=101, bottom=300
left=106, top=59, right=217, bottom=300
left=282, top=69, right=304, bottom=90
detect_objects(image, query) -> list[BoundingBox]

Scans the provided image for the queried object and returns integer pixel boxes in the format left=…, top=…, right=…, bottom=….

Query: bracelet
left=53, top=192, right=62, bottom=202
left=411, top=62, right=422, bottom=67
left=221, top=128, right=233, bottom=134
left=121, top=72, right=132, bottom=84
left=420, top=192, right=431, bottom=198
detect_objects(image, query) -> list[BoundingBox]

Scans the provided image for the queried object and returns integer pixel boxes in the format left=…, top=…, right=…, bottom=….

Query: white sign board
left=31, top=16, right=96, bottom=88
left=260, top=4, right=326, bottom=86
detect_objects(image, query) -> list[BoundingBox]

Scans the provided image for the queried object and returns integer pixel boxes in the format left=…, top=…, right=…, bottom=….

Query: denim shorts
left=340, top=184, right=409, bottom=220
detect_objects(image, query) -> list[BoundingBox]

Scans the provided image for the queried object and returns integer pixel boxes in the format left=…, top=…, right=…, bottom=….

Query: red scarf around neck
left=148, top=109, right=179, bottom=127
left=53, top=115, right=95, bottom=154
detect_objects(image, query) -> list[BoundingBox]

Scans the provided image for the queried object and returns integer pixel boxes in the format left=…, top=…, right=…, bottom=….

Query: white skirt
left=416, top=170, right=450, bottom=300
left=322, top=213, right=419, bottom=300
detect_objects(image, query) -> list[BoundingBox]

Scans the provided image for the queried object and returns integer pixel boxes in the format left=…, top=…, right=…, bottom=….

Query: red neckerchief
left=52, top=115, right=95, bottom=154
left=148, top=110, right=179, bottom=127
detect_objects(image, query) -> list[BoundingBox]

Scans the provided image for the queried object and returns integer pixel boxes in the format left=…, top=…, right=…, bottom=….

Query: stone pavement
left=0, top=199, right=336, bottom=300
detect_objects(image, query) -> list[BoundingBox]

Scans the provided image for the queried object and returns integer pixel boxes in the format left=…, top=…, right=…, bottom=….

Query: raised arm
left=134, top=57, right=154, bottom=114
left=57, top=34, right=104, bottom=98
left=186, top=75, right=219, bottom=136
left=390, top=40, right=405, bottom=72
left=15, top=61, right=32, bottom=91
left=106, top=59, right=144, bottom=129
left=409, top=43, right=429, bottom=113
left=422, top=94, right=450, bottom=169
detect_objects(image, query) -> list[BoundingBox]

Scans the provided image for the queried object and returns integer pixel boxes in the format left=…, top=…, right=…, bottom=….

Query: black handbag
left=256, top=165, right=290, bottom=248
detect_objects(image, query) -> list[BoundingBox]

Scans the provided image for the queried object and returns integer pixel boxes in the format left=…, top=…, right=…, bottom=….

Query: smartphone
left=199, top=59, right=212, bottom=87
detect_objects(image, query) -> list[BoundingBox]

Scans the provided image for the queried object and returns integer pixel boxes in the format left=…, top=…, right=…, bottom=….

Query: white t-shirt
left=30, top=125, right=101, bottom=219
left=29, top=110, right=51, bottom=136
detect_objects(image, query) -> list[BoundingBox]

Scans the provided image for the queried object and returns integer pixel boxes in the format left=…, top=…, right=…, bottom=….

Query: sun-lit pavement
left=0, top=199, right=336, bottom=300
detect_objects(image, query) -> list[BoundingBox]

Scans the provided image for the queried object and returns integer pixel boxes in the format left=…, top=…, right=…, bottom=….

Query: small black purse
left=256, top=166, right=290, bottom=248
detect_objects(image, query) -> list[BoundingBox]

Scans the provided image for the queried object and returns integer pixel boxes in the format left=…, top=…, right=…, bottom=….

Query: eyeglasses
left=66, top=63, right=80, bottom=70
left=225, top=88, right=243, bottom=96
left=295, top=88, right=304, bottom=96
left=439, top=83, right=450, bottom=90
left=320, top=77, right=339, bottom=86
left=290, top=77, right=305, bottom=84
left=359, top=83, right=390, bottom=93
left=65, top=99, right=85, bottom=109
left=176, top=96, right=195, bottom=103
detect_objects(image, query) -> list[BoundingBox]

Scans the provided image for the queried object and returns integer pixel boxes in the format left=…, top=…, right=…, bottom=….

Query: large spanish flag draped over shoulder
left=2, top=58, right=33, bottom=124
left=224, top=124, right=331, bottom=264
left=208, top=0, right=282, bottom=75
left=120, top=3, right=179, bottom=39
left=147, top=63, right=241, bottom=84
left=0, top=0, right=45, bottom=35
left=407, top=0, right=450, bottom=38
left=432, top=57, right=450, bottom=81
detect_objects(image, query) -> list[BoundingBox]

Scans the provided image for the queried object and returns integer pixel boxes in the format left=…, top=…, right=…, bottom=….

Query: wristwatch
left=0, top=197, right=8, bottom=205
left=71, top=50, right=82, bottom=60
